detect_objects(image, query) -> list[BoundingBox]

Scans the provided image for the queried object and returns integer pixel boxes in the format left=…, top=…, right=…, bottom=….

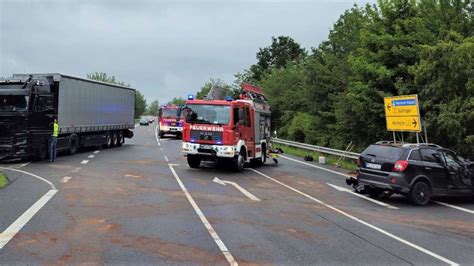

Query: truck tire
left=34, top=142, right=47, bottom=161
left=111, top=132, right=118, bottom=147
left=409, top=181, right=431, bottom=206
left=104, top=133, right=112, bottom=148
left=234, top=151, right=245, bottom=172
left=187, top=155, right=201, bottom=168
left=252, top=145, right=266, bottom=166
left=68, top=134, right=79, bottom=155
left=159, top=131, right=165, bottom=138
left=117, top=131, right=124, bottom=146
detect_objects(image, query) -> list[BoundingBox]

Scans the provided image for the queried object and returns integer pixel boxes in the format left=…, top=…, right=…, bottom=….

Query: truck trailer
left=0, top=73, right=135, bottom=161
left=181, top=83, right=271, bottom=171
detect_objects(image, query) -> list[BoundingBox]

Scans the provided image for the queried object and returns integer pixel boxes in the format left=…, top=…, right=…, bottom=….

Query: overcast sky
left=1, top=0, right=374, bottom=104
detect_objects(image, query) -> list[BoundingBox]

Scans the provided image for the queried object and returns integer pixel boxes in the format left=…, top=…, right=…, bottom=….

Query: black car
left=346, top=142, right=473, bottom=206
left=139, top=119, right=149, bottom=126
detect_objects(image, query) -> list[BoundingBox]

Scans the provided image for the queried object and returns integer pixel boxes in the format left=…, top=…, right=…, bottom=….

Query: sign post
left=384, top=95, right=422, bottom=142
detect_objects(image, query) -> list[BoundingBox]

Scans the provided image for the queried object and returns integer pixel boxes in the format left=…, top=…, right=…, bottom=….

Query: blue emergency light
left=188, top=94, right=194, bottom=100
left=225, top=96, right=232, bottom=101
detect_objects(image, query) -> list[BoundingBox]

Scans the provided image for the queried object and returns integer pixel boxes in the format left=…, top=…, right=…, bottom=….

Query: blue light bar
left=188, top=94, right=194, bottom=100
left=225, top=96, right=232, bottom=101
left=191, top=139, right=195, bottom=142
left=217, top=141, right=222, bottom=145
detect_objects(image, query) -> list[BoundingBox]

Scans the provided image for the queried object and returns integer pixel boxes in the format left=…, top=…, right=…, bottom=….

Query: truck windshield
left=0, top=95, right=29, bottom=111
left=185, top=104, right=230, bottom=125
left=161, top=108, right=179, bottom=118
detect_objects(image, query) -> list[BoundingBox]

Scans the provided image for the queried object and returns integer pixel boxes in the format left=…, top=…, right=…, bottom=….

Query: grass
left=273, top=143, right=358, bottom=172
left=0, top=171, right=9, bottom=189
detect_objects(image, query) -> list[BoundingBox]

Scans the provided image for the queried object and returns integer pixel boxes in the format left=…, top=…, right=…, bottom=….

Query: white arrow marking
left=326, top=183, right=399, bottom=210
left=213, top=177, right=260, bottom=202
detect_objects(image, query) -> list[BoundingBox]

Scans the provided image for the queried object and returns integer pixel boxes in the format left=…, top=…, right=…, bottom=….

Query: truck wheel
left=117, top=132, right=124, bottom=146
left=234, top=152, right=245, bottom=172
left=159, top=131, right=165, bottom=138
left=111, top=132, right=119, bottom=147
left=34, top=142, right=47, bottom=161
left=104, top=133, right=112, bottom=148
left=187, top=155, right=201, bottom=168
left=409, top=181, right=431, bottom=206
left=68, top=134, right=79, bottom=155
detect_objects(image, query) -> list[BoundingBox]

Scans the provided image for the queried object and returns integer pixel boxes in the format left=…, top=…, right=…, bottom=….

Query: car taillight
left=393, top=160, right=409, bottom=172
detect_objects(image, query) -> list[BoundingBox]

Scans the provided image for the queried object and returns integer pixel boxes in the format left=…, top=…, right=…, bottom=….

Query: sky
left=0, top=0, right=375, bottom=104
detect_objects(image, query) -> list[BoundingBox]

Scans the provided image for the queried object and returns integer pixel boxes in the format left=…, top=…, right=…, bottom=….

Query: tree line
left=196, top=0, right=473, bottom=156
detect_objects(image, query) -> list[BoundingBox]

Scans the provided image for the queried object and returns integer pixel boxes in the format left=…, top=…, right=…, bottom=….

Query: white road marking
left=434, top=201, right=474, bottom=215
left=168, top=164, right=237, bottom=265
left=93, top=150, right=100, bottom=154
left=62, top=176, right=72, bottom=183
left=280, top=155, right=351, bottom=178
left=0, top=167, right=56, bottom=190
left=88, top=155, right=95, bottom=159
left=18, top=162, right=31, bottom=168
left=125, top=174, right=142, bottom=178
left=164, top=155, right=169, bottom=162
left=0, top=189, right=58, bottom=249
left=154, top=125, right=161, bottom=146
left=249, top=168, right=458, bottom=266
left=80, top=160, right=89, bottom=165
left=71, top=167, right=81, bottom=173
left=0, top=168, right=57, bottom=249
left=327, top=183, right=398, bottom=209
left=213, top=177, right=260, bottom=201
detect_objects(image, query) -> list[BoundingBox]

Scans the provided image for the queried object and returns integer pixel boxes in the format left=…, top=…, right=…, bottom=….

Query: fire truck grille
left=191, top=130, right=223, bottom=142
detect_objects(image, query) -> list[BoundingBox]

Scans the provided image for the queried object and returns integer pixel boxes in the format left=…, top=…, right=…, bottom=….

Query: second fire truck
left=181, top=83, right=271, bottom=171
left=158, top=105, right=184, bottom=138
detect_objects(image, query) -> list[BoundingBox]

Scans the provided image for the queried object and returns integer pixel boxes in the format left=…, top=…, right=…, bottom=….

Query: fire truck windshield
left=161, top=108, right=179, bottom=118
left=185, top=104, right=230, bottom=125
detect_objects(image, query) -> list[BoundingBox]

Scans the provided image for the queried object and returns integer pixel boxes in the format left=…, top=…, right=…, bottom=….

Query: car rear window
left=362, top=145, right=406, bottom=160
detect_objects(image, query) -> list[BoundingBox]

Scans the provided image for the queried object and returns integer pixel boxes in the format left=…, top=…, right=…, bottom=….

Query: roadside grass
left=0, top=171, right=9, bottom=189
left=273, top=143, right=358, bottom=172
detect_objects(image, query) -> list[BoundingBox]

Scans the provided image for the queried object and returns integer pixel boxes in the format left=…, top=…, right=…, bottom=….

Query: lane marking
left=280, top=155, right=350, bottom=178
left=125, top=174, right=141, bottom=178
left=249, top=168, right=458, bottom=266
left=0, top=168, right=57, bottom=249
left=18, top=162, right=31, bottom=168
left=80, top=160, right=89, bottom=165
left=0, top=167, right=56, bottom=190
left=168, top=164, right=237, bottom=265
left=154, top=125, right=161, bottom=146
left=93, top=150, right=100, bottom=154
left=0, top=189, right=58, bottom=249
left=213, top=177, right=260, bottom=201
left=71, top=167, right=81, bottom=173
left=88, top=155, right=95, bottom=159
left=434, top=201, right=474, bottom=215
left=164, top=155, right=169, bottom=162
left=327, top=183, right=398, bottom=209
left=62, top=176, right=72, bottom=183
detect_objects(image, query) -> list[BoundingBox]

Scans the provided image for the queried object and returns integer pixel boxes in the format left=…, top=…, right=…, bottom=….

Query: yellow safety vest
left=53, top=123, right=59, bottom=137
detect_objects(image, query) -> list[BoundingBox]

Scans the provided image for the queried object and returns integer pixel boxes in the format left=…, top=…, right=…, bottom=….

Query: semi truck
left=0, top=73, right=135, bottom=161
left=181, top=83, right=271, bottom=171
left=158, top=105, right=183, bottom=138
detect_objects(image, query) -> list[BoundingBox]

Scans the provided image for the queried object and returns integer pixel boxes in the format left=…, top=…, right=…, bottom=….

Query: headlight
left=225, top=147, right=233, bottom=152
left=182, top=142, right=189, bottom=149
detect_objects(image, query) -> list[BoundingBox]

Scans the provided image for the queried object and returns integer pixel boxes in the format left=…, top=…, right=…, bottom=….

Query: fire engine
left=158, top=105, right=184, bottom=138
left=181, top=83, right=271, bottom=171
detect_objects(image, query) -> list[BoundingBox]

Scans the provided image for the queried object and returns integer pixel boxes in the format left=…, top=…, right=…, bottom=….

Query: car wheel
left=410, top=181, right=431, bottom=206
left=187, top=155, right=201, bottom=168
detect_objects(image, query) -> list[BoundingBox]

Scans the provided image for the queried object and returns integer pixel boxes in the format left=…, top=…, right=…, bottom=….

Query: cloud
left=1, top=0, right=374, bottom=103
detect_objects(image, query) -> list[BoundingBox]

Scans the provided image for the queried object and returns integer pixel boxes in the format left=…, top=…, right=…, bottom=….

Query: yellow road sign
left=384, top=95, right=419, bottom=117
left=386, top=116, right=421, bottom=132
left=384, top=95, right=421, bottom=132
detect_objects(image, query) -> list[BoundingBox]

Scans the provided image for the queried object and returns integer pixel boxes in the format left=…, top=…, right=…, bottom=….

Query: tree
left=167, top=97, right=185, bottom=105
left=196, top=78, right=232, bottom=99
left=248, top=36, right=306, bottom=81
left=87, top=72, right=147, bottom=119
left=146, top=100, right=159, bottom=116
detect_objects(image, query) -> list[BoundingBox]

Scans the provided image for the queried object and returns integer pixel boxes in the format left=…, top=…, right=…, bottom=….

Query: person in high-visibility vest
left=50, top=119, right=59, bottom=162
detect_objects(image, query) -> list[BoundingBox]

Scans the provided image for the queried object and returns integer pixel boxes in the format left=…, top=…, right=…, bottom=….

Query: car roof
left=373, top=141, right=444, bottom=150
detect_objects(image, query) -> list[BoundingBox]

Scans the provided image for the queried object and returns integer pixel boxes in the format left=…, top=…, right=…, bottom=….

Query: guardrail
left=272, top=138, right=361, bottom=160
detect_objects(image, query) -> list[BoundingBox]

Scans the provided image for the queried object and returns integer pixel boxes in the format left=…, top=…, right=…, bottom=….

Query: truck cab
left=158, top=105, right=183, bottom=138
left=181, top=83, right=271, bottom=171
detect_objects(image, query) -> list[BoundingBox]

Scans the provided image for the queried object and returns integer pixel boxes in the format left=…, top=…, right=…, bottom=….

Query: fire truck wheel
left=234, top=153, right=245, bottom=172
left=159, top=131, right=165, bottom=138
left=187, top=155, right=201, bottom=168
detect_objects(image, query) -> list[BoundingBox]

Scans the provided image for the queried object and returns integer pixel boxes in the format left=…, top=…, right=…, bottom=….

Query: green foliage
left=167, top=97, right=185, bottom=105
left=146, top=100, right=159, bottom=116
left=241, top=1, right=473, bottom=157
left=0, top=171, right=8, bottom=189
left=87, top=72, right=147, bottom=119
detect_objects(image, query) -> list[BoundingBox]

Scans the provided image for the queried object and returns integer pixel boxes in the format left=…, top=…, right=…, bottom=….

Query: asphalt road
left=0, top=125, right=473, bottom=265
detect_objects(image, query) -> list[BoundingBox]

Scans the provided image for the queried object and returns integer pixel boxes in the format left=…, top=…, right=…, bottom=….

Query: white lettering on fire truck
left=191, top=125, right=224, bottom=132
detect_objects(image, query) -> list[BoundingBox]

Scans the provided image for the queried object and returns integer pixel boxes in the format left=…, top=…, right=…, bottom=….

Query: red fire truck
left=181, top=83, right=271, bottom=171
left=158, top=105, right=184, bottom=138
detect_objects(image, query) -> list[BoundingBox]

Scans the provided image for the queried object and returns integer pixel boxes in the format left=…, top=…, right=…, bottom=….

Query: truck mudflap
left=124, top=129, right=134, bottom=139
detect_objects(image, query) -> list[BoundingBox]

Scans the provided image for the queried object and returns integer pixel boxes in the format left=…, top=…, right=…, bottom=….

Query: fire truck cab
left=158, top=105, right=183, bottom=138
left=181, top=84, right=271, bottom=171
